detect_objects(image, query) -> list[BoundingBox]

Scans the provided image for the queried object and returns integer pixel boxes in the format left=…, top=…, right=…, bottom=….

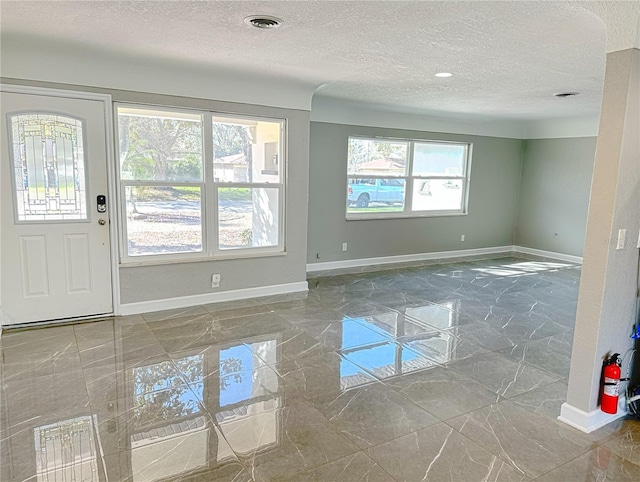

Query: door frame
left=0, top=83, right=121, bottom=320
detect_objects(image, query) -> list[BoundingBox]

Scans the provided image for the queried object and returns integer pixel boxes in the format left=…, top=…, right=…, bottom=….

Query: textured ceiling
left=1, top=1, right=637, bottom=120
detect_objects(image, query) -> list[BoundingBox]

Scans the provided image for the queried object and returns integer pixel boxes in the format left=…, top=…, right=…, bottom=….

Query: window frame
left=346, top=136, right=472, bottom=221
left=115, top=103, right=286, bottom=264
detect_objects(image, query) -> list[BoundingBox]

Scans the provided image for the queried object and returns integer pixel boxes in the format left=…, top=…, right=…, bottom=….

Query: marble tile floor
left=2, top=255, right=640, bottom=481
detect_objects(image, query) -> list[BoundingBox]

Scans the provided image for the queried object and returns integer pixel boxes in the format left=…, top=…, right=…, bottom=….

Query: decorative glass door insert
left=9, top=113, right=88, bottom=221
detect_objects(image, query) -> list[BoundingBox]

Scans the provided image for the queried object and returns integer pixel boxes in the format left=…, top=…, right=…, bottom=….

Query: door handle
left=98, top=218, right=106, bottom=226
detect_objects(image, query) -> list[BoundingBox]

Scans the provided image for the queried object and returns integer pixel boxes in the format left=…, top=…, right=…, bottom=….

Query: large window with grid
left=117, top=105, right=285, bottom=261
left=347, top=137, right=471, bottom=219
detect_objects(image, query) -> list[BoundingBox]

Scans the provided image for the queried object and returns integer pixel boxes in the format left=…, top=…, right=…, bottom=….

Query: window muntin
left=9, top=113, right=88, bottom=222
left=346, top=136, right=471, bottom=219
left=116, top=105, right=285, bottom=261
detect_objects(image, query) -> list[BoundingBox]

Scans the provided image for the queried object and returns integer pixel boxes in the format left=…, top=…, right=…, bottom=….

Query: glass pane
left=347, top=178, right=405, bottom=214
left=411, top=179, right=464, bottom=212
left=125, top=186, right=202, bottom=256
left=10, top=113, right=87, bottom=221
left=217, top=187, right=279, bottom=250
left=212, top=115, right=282, bottom=183
left=347, top=138, right=408, bottom=176
left=118, top=107, right=202, bottom=182
left=412, top=142, right=467, bottom=176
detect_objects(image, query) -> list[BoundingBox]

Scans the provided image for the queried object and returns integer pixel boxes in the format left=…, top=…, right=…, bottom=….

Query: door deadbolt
left=97, top=195, right=107, bottom=213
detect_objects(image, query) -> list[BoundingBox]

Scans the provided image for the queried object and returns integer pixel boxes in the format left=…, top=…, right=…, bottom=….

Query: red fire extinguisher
left=601, top=353, right=622, bottom=414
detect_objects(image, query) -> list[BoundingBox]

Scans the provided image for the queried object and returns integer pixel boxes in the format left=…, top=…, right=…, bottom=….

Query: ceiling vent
left=554, top=92, right=579, bottom=98
left=244, top=15, right=283, bottom=29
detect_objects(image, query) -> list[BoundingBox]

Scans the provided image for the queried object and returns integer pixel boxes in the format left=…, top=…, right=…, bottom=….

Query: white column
left=560, top=47, right=640, bottom=432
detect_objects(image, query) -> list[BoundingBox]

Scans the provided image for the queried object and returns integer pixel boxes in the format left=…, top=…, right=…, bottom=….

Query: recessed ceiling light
left=435, top=72, right=453, bottom=78
left=554, top=92, right=580, bottom=97
left=244, top=15, right=283, bottom=29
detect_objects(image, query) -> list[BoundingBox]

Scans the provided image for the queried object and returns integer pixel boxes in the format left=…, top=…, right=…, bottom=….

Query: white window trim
left=115, top=103, right=286, bottom=264
left=346, top=136, right=472, bottom=221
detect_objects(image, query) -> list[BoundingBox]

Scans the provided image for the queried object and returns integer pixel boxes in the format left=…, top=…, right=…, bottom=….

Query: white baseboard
left=512, top=246, right=583, bottom=264
left=307, top=245, right=583, bottom=273
left=558, top=401, right=627, bottom=433
left=307, top=246, right=514, bottom=272
left=118, top=281, right=309, bottom=316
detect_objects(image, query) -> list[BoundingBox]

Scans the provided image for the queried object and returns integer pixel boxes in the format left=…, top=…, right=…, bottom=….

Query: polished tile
left=274, top=351, right=378, bottom=400
left=75, top=318, right=166, bottom=368
left=604, top=423, right=640, bottom=465
left=498, top=331, right=574, bottom=378
left=231, top=401, right=360, bottom=480
left=4, top=255, right=638, bottom=482
left=447, top=400, right=594, bottom=478
left=276, top=451, right=395, bottom=481
left=387, top=365, right=501, bottom=420
left=400, top=330, right=489, bottom=364
left=444, top=321, right=522, bottom=352
left=535, top=445, right=640, bottom=481
left=101, top=424, right=251, bottom=481
left=508, top=379, right=569, bottom=419
left=141, top=305, right=209, bottom=322
left=449, top=351, right=560, bottom=398
left=311, top=382, right=439, bottom=448
left=367, top=423, right=530, bottom=481
left=1, top=325, right=82, bottom=381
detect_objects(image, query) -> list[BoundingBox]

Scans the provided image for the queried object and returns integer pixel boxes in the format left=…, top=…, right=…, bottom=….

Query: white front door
left=1, top=91, right=113, bottom=325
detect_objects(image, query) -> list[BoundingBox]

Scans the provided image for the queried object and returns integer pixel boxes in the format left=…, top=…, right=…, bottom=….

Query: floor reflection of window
left=341, top=317, right=390, bottom=349
left=34, top=416, right=98, bottom=482
left=219, top=344, right=254, bottom=406
left=216, top=340, right=281, bottom=457
left=406, top=301, right=457, bottom=331
left=340, top=303, right=462, bottom=385
left=131, top=355, right=208, bottom=482
left=133, top=356, right=203, bottom=430
left=342, top=341, right=432, bottom=382
left=340, top=356, right=378, bottom=389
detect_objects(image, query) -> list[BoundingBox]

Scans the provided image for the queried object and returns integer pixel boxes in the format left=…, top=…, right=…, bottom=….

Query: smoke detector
left=554, top=92, right=580, bottom=98
left=244, top=15, right=283, bottom=29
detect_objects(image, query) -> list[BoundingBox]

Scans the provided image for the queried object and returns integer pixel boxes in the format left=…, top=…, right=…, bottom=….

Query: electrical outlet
left=342, top=242, right=348, bottom=252
left=460, top=234, right=465, bottom=242
left=212, top=273, right=221, bottom=288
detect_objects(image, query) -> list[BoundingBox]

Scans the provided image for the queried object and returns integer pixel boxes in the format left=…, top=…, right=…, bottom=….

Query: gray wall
left=515, top=137, right=596, bottom=257
left=308, top=122, right=524, bottom=264
left=1, top=78, right=311, bottom=305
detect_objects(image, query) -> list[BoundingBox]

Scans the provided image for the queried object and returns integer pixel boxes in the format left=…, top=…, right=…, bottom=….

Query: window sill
left=346, top=212, right=468, bottom=221
left=120, top=249, right=287, bottom=268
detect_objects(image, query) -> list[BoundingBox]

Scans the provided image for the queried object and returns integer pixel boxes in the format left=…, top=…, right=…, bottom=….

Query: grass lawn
left=348, top=206, right=404, bottom=214
left=134, top=186, right=252, bottom=202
